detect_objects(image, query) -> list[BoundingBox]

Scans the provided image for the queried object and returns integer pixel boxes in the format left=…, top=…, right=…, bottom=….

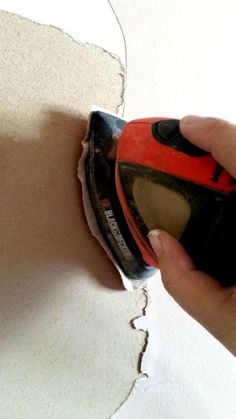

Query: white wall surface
left=111, top=1, right=236, bottom=418
left=112, top=0, right=236, bottom=122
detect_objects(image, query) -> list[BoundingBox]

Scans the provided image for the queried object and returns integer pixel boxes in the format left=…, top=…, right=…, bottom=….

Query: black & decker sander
left=79, top=110, right=236, bottom=288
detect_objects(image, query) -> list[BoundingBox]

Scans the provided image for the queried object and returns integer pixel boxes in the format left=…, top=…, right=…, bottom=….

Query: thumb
left=180, top=115, right=236, bottom=178
left=148, top=229, right=235, bottom=353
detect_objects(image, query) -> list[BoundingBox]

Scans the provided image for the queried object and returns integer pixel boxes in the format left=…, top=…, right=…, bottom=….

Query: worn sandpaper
left=78, top=107, right=148, bottom=291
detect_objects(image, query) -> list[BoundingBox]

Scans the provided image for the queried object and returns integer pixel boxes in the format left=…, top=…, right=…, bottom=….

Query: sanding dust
left=0, top=11, right=145, bottom=419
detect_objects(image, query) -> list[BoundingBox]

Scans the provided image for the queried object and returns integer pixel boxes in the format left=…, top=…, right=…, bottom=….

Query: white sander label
left=104, top=209, right=134, bottom=261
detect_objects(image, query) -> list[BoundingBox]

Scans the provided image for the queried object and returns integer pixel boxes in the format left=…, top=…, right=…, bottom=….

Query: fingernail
left=181, top=115, right=204, bottom=126
left=148, top=229, right=163, bottom=257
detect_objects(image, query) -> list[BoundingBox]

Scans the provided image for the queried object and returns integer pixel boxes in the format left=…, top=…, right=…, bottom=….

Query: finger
left=180, top=115, right=236, bottom=178
left=148, top=229, right=236, bottom=354
left=148, top=229, right=220, bottom=315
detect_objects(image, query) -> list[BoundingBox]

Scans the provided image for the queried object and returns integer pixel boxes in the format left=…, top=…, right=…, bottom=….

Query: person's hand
left=148, top=116, right=236, bottom=356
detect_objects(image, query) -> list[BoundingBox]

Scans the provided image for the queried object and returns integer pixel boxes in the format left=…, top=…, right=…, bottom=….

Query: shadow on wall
left=0, top=108, right=123, bottom=342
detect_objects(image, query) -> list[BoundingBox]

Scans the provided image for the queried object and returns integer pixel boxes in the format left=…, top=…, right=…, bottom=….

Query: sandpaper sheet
left=78, top=107, right=148, bottom=291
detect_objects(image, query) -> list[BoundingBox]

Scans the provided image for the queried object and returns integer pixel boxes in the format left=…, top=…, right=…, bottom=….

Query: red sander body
left=84, top=111, right=236, bottom=286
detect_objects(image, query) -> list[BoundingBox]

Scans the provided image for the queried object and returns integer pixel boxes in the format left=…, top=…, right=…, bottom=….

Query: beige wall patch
left=0, top=11, right=144, bottom=419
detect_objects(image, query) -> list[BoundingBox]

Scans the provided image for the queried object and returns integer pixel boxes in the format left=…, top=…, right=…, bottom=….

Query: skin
left=148, top=116, right=236, bottom=356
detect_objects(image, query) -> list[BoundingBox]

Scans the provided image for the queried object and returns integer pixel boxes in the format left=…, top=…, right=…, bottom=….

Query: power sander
left=79, top=110, right=236, bottom=288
